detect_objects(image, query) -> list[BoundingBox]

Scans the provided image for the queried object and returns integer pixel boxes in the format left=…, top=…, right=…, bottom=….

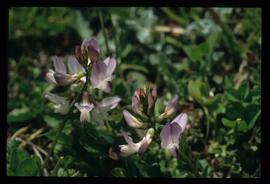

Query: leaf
left=188, top=79, right=209, bottom=105
left=222, top=118, right=236, bottom=128
left=8, top=106, right=33, bottom=124
left=154, top=98, right=165, bottom=117
left=10, top=147, right=29, bottom=173
left=111, top=168, right=126, bottom=177
left=247, top=109, right=261, bottom=130
left=43, top=115, right=61, bottom=128
left=16, top=156, right=41, bottom=176
left=183, top=45, right=204, bottom=62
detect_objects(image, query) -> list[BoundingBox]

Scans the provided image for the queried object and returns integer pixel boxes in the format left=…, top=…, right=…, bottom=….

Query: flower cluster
left=45, top=38, right=120, bottom=124
left=115, top=86, right=188, bottom=158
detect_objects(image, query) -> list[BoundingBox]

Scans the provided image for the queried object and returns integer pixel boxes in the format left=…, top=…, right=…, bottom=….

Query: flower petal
left=170, top=122, right=182, bottom=146
left=45, top=69, right=57, bottom=84
left=67, top=56, right=85, bottom=74
left=81, top=38, right=100, bottom=62
left=52, top=56, right=66, bottom=74
left=160, top=123, right=172, bottom=149
left=45, top=92, right=67, bottom=104
left=123, top=110, right=143, bottom=128
left=53, top=72, right=74, bottom=85
left=120, top=130, right=135, bottom=146
left=98, top=96, right=121, bottom=109
left=103, top=57, right=116, bottom=76
left=132, top=96, right=142, bottom=114
left=90, top=61, right=108, bottom=87
left=171, top=113, right=188, bottom=134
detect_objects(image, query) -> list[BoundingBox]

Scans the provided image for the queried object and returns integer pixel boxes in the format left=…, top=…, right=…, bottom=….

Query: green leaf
left=43, top=115, right=61, bottom=128
left=8, top=106, right=32, bottom=124
left=183, top=45, right=204, bottom=62
left=188, top=79, right=209, bottom=105
left=247, top=110, right=261, bottom=130
left=10, top=147, right=29, bottom=173
left=111, top=168, right=126, bottom=177
left=236, top=119, right=248, bottom=132
left=154, top=98, right=165, bottom=117
left=222, top=118, right=236, bottom=128
left=16, top=156, right=41, bottom=176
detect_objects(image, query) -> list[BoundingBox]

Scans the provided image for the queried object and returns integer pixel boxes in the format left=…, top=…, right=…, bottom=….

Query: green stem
left=203, top=106, right=210, bottom=140
left=160, top=7, right=186, bottom=25
left=42, top=65, right=90, bottom=176
left=98, top=9, right=110, bottom=56
left=179, top=151, right=200, bottom=177
left=41, top=120, right=67, bottom=176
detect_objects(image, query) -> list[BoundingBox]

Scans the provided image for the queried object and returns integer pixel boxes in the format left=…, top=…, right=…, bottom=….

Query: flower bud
left=123, top=110, right=143, bottom=128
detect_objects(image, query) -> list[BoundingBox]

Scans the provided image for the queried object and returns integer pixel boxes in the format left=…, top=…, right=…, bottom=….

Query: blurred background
left=7, top=7, right=261, bottom=177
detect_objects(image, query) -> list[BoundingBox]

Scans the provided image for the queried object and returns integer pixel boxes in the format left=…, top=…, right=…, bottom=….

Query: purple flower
left=147, top=86, right=157, bottom=110
left=91, top=96, right=121, bottom=124
left=159, top=95, right=179, bottom=120
left=81, top=38, right=100, bottom=62
left=90, top=57, right=116, bottom=93
left=45, top=56, right=85, bottom=85
left=119, top=128, right=154, bottom=157
left=75, top=91, right=94, bottom=123
left=123, top=110, right=143, bottom=128
left=44, top=92, right=71, bottom=115
left=160, top=113, right=188, bottom=157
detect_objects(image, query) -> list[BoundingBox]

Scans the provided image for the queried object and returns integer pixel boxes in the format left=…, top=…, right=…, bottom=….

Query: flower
left=81, top=38, right=100, bottom=62
left=123, top=110, right=143, bottom=128
left=75, top=91, right=94, bottom=123
left=159, top=95, right=179, bottom=120
left=44, top=92, right=71, bottom=115
left=131, top=88, right=144, bottom=115
left=91, top=96, right=121, bottom=124
left=90, top=57, right=116, bottom=93
left=119, top=128, right=154, bottom=157
left=147, top=86, right=157, bottom=110
left=45, top=56, right=85, bottom=85
left=160, top=113, right=188, bottom=157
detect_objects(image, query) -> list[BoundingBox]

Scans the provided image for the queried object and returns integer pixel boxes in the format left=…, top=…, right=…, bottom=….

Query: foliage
left=7, top=7, right=261, bottom=177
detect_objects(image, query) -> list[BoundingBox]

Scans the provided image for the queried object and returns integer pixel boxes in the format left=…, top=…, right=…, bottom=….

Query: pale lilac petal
left=147, top=93, right=154, bottom=109
left=103, top=57, right=116, bottom=76
left=123, top=110, right=143, bottom=128
left=138, top=137, right=152, bottom=155
left=45, top=69, right=57, bottom=84
left=160, top=123, right=172, bottom=148
left=132, top=96, right=141, bottom=114
left=119, top=144, right=139, bottom=157
left=171, top=113, right=188, bottom=134
left=53, top=72, right=74, bottom=85
left=170, top=122, right=182, bottom=145
left=165, top=95, right=179, bottom=112
left=120, top=130, right=135, bottom=146
left=52, top=56, right=66, bottom=74
left=151, top=86, right=157, bottom=100
left=98, top=96, right=121, bottom=109
left=90, top=61, right=107, bottom=87
left=45, top=92, right=67, bottom=104
left=80, top=109, right=91, bottom=123
left=67, top=56, right=85, bottom=74
left=81, top=38, right=100, bottom=62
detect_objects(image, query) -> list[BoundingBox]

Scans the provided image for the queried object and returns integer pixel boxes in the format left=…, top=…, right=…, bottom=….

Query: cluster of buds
left=112, top=85, right=188, bottom=159
left=45, top=38, right=120, bottom=124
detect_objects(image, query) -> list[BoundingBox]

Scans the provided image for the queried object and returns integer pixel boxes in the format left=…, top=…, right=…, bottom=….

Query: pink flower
left=160, top=113, right=188, bottom=157
left=90, top=57, right=116, bottom=93
left=75, top=91, right=94, bottom=123
left=119, top=128, right=154, bottom=157
left=45, top=56, right=85, bottom=85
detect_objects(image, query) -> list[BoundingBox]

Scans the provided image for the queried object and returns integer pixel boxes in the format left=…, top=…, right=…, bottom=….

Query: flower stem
left=179, top=150, right=200, bottom=177
left=98, top=9, right=110, bottom=56
left=41, top=120, right=67, bottom=176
